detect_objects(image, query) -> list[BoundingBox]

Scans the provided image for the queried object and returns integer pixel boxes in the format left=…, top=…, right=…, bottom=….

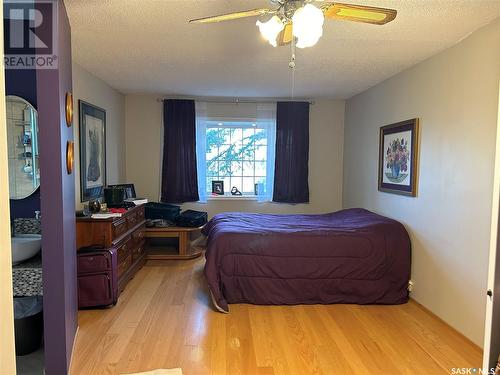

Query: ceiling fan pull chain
left=289, top=34, right=296, bottom=69
left=289, top=36, right=296, bottom=99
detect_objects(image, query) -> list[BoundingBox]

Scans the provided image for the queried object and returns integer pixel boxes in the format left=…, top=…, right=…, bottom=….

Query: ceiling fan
left=189, top=1, right=397, bottom=48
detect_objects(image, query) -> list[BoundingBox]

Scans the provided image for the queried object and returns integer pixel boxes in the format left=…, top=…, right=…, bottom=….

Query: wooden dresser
left=76, top=205, right=146, bottom=293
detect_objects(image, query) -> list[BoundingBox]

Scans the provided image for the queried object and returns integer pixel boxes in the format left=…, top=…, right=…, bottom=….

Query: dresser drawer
left=113, top=218, right=128, bottom=240
left=132, top=242, right=145, bottom=262
left=132, top=225, right=145, bottom=243
left=127, top=212, right=139, bottom=229
left=117, top=255, right=132, bottom=279
left=136, top=206, right=145, bottom=222
left=117, top=237, right=132, bottom=264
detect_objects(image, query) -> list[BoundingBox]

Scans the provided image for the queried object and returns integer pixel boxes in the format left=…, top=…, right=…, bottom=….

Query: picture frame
left=212, top=180, right=224, bottom=195
left=378, top=118, right=419, bottom=196
left=107, top=183, right=136, bottom=199
left=79, top=100, right=106, bottom=202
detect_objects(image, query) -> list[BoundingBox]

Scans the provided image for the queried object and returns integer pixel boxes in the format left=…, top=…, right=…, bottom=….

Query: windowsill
left=207, top=195, right=258, bottom=201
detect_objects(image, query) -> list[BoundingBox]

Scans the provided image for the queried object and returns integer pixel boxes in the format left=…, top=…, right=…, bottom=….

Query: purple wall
left=37, top=1, right=77, bottom=373
left=9, top=188, right=40, bottom=218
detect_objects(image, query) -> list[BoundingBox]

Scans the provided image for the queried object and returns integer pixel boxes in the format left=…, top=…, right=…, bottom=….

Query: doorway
left=483, top=79, right=500, bottom=372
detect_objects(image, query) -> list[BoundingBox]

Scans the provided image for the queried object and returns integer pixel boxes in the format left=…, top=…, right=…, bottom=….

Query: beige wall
left=125, top=96, right=345, bottom=217
left=0, top=1, right=17, bottom=369
left=72, top=62, right=126, bottom=208
left=343, top=19, right=500, bottom=346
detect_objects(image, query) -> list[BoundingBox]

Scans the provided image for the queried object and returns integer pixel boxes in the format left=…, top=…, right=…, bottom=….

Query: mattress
left=203, top=208, right=411, bottom=313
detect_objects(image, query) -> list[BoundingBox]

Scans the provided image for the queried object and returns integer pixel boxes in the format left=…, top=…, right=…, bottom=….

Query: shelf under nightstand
left=144, top=226, right=205, bottom=260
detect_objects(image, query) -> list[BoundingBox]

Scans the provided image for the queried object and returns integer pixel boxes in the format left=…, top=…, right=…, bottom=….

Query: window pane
left=255, top=129, right=267, bottom=145
left=221, top=129, right=231, bottom=144
left=255, top=145, right=267, bottom=161
left=218, top=161, right=231, bottom=177
left=207, top=160, right=218, bottom=176
left=242, top=144, right=254, bottom=160
left=255, top=161, right=266, bottom=176
left=243, top=161, right=254, bottom=176
left=242, top=129, right=255, bottom=145
left=230, top=161, right=242, bottom=176
left=228, top=144, right=241, bottom=161
left=206, top=177, right=214, bottom=193
left=230, top=177, right=242, bottom=192
left=230, top=128, right=243, bottom=144
left=242, top=177, right=255, bottom=194
left=206, top=147, right=218, bottom=161
left=221, top=177, right=230, bottom=193
left=233, top=143, right=243, bottom=155
left=206, top=128, right=224, bottom=149
left=218, top=144, right=229, bottom=159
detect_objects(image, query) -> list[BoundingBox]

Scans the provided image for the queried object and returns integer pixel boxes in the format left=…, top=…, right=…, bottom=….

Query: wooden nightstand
left=144, top=226, right=204, bottom=260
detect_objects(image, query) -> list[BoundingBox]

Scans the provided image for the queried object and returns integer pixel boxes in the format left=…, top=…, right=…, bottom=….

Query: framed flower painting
left=378, top=119, right=419, bottom=196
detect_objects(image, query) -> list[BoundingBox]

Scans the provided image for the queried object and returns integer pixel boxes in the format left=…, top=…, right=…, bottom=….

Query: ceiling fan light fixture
left=256, top=15, right=285, bottom=47
left=292, top=3, right=324, bottom=48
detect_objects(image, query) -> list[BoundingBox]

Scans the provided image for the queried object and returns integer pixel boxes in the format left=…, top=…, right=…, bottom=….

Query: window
left=204, top=121, right=270, bottom=196
left=195, top=102, right=277, bottom=202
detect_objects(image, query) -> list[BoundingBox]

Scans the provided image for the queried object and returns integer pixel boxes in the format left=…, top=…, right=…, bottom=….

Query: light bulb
left=292, top=4, right=324, bottom=48
left=256, top=16, right=285, bottom=47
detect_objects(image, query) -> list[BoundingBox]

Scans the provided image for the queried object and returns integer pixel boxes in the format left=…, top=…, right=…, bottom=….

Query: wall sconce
left=66, top=141, right=74, bottom=174
left=65, top=92, right=73, bottom=127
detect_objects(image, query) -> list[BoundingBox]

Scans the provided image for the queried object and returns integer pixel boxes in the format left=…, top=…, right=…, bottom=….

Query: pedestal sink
left=11, top=234, right=42, bottom=265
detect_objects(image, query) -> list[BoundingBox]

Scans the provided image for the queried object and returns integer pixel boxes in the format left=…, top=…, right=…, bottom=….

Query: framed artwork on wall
left=79, top=100, right=106, bottom=202
left=378, top=118, right=419, bottom=196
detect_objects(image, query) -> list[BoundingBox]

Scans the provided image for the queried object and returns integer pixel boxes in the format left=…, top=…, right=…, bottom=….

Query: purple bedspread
left=202, top=208, right=411, bottom=312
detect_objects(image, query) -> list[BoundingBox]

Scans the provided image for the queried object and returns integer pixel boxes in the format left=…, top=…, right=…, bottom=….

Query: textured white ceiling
left=65, top=0, right=500, bottom=99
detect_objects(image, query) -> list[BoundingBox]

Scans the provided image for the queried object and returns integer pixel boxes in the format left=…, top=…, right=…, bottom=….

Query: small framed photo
left=212, top=180, right=224, bottom=195
left=378, top=118, right=419, bottom=196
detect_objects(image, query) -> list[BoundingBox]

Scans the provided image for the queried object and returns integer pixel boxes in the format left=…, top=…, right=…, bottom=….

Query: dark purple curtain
left=161, top=99, right=199, bottom=203
left=273, top=102, right=310, bottom=203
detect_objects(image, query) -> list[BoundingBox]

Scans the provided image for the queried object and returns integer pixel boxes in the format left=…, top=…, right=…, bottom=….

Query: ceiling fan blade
left=277, top=22, right=293, bottom=46
left=322, top=3, right=397, bottom=25
left=189, top=8, right=275, bottom=24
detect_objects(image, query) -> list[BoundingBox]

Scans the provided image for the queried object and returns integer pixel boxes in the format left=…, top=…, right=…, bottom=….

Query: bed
left=202, top=208, right=411, bottom=313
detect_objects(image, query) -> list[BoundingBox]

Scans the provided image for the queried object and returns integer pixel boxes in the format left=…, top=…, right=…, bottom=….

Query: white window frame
left=202, top=118, right=273, bottom=199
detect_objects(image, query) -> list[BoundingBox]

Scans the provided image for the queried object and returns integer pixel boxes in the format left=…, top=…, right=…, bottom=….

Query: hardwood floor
left=70, top=257, right=482, bottom=375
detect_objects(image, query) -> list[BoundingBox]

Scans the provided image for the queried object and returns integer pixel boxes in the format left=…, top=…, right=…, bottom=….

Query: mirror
left=6, top=96, right=40, bottom=200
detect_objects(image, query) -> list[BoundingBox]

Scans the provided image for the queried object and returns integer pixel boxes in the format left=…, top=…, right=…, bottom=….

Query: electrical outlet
left=408, top=280, right=415, bottom=292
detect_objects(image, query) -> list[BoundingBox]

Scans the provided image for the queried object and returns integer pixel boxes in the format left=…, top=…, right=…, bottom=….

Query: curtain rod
left=156, top=97, right=315, bottom=105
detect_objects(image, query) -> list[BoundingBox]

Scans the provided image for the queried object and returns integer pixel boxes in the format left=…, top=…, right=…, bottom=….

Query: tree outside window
left=205, top=123, right=268, bottom=195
